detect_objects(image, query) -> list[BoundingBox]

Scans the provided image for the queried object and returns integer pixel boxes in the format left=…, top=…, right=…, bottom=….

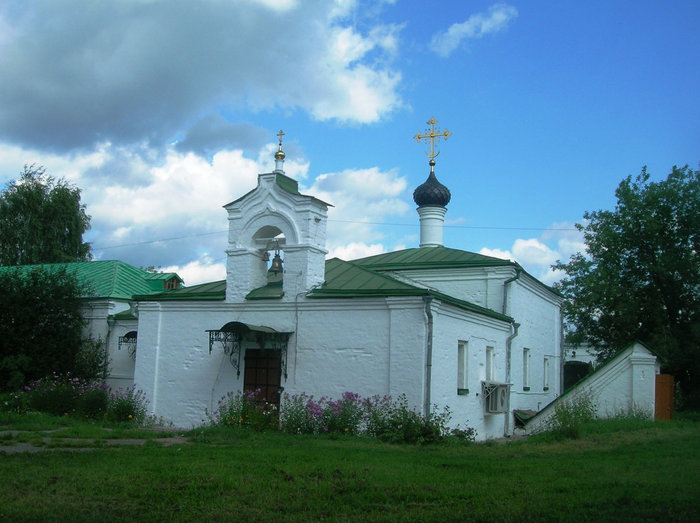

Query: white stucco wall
left=523, top=342, right=660, bottom=434
left=505, top=275, right=563, bottom=413
left=134, top=297, right=430, bottom=429
left=429, top=300, right=512, bottom=439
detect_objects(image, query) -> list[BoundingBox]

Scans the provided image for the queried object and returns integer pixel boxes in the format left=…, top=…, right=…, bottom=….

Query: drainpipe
left=504, top=322, right=520, bottom=437
left=422, top=295, right=434, bottom=417
left=502, top=268, right=522, bottom=315
left=502, top=268, right=521, bottom=437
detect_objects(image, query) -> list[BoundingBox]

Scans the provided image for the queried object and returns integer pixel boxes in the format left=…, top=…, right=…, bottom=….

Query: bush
left=78, top=387, right=109, bottom=419
left=0, top=391, right=29, bottom=414
left=546, top=391, right=597, bottom=439
left=207, top=389, right=278, bottom=431
left=366, top=394, right=451, bottom=444
left=278, top=392, right=467, bottom=444
left=107, top=386, right=148, bottom=424
left=74, top=338, right=110, bottom=382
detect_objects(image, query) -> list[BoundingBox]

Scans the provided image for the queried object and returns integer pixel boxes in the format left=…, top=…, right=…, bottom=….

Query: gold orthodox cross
left=277, top=129, right=285, bottom=149
left=414, top=117, right=451, bottom=159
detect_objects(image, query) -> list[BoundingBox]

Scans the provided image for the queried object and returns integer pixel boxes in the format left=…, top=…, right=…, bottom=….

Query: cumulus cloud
left=163, top=254, right=226, bottom=287
left=0, top=0, right=403, bottom=152
left=429, top=3, right=518, bottom=57
left=327, top=242, right=386, bottom=261
left=306, top=167, right=412, bottom=251
left=480, top=223, right=584, bottom=285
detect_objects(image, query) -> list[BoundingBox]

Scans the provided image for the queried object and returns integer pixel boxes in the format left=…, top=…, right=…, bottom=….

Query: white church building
left=127, top=128, right=566, bottom=440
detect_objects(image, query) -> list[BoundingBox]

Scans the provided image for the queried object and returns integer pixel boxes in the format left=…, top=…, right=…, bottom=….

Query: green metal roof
left=307, top=258, right=512, bottom=323
left=353, top=247, right=561, bottom=297
left=0, top=261, right=181, bottom=300
left=352, top=246, right=515, bottom=271
left=137, top=257, right=512, bottom=322
left=136, top=279, right=226, bottom=301
left=246, top=280, right=284, bottom=300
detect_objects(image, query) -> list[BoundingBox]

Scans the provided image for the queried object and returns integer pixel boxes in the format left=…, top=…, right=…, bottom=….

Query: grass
left=1, top=415, right=699, bottom=522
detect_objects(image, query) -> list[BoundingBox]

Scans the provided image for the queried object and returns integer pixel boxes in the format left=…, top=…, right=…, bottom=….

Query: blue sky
left=0, top=0, right=697, bottom=285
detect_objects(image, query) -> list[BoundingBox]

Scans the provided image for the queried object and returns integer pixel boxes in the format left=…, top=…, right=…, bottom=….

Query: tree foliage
left=554, top=165, right=699, bottom=405
left=0, top=267, right=87, bottom=391
left=0, top=164, right=91, bottom=266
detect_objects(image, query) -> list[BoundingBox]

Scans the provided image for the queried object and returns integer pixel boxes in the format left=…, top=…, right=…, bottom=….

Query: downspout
left=502, top=268, right=522, bottom=315
left=504, top=323, right=520, bottom=437
left=422, top=295, right=434, bottom=417
left=503, top=268, right=521, bottom=437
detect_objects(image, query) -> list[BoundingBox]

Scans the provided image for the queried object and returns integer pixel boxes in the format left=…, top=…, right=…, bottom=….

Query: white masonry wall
left=134, top=297, right=430, bottom=428
left=523, top=342, right=659, bottom=434
left=429, top=300, right=512, bottom=440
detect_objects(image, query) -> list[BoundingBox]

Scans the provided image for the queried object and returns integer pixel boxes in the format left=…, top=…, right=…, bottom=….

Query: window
left=485, top=346, right=494, bottom=381
left=543, top=357, right=550, bottom=391
left=457, top=341, right=468, bottom=394
left=523, top=348, right=531, bottom=390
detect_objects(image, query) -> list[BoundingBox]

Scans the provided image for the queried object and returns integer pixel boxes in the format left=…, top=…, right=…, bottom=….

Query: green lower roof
left=352, top=246, right=515, bottom=271
left=0, top=261, right=180, bottom=300
left=136, top=255, right=513, bottom=323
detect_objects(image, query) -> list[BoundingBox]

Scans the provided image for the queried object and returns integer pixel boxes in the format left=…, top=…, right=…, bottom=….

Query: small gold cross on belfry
left=414, top=117, right=452, bottom=159
left=277, top=130, right=285, bottom=147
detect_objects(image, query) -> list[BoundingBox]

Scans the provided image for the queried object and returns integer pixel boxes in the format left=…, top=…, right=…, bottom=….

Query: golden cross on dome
left=414, top=117, right=451, bottom=160
left=277, top=129, right=284, bottom=146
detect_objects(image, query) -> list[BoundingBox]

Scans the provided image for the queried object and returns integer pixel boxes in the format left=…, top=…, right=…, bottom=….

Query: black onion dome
left=413, top=171, right=451, bottom=207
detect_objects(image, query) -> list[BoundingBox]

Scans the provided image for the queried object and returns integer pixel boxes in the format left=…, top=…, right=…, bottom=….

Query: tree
left=0, top=266, right=87, bottom=391
left=0, top=164, right=91, bottom=266
left=554, top=165, right=699, bottom=407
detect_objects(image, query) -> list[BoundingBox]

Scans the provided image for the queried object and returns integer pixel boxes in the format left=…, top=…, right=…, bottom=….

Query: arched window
left=118, top=331, right=138, bottom=360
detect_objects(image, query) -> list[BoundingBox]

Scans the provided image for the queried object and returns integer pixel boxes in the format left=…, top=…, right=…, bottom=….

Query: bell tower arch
left=223, top=133, right=330, bottom=302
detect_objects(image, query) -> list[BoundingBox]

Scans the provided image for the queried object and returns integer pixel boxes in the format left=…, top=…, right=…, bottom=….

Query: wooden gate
left=244, top=349, right=282, bottom=409
left=655, top=374, right=674, bottom=421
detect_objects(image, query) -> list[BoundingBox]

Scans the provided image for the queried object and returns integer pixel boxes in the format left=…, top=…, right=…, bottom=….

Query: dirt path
left=0, top=429, right=190, bottom=454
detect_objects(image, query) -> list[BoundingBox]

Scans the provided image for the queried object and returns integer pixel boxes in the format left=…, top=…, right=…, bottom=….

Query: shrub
left=78, top=387, right=109, bottom=419
left=546, top=391, right=597, bottom=439
left=321, top=392, right=364, bottom=435
left=0, top=391, right=29, bottom=414
left=366, top=394, right=451, bottom=444
left=74, top=338, right=110, bottom=382
left=279, top=392, right=467, bottom=444
left=279, top=393, right=317, bottom=435
left=107, top=386, right=148, bottom=424
left=208, top=389, right=278, bottom=431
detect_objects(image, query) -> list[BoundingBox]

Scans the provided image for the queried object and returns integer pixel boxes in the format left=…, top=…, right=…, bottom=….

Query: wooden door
left=655, top=374, right=674, bottom=421
left=243, top=349, right=281, bottom=409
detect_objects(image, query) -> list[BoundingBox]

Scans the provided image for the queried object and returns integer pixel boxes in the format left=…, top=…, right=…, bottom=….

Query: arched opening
left=564, top=360, right=593, bottom=391
left=252, top=226, right=287, bottom=287
left=118, top=331, right=138, bottom=360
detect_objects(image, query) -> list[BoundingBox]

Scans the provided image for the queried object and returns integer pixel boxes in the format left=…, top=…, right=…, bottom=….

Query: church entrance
left=243, top=348, right=282, bottom=409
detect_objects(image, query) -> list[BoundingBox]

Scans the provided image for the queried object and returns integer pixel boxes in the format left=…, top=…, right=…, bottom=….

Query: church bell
left=269, top=245, right=283, bottom=274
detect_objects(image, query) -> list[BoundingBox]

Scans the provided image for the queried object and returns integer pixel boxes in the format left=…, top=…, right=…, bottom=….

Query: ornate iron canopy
left=207, top=322, right=291, bottom=378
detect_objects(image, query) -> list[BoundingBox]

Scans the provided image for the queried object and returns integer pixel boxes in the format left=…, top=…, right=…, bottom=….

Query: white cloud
left=479, top=247, right=514, bottom=261
left=0, top=0, right=403, bottom=152
left=163, top=255, right=226, bottom=287
left=480, top=223, right=585, bottom=285
left=429, top=3, right=518, bottom=57
left=306, top=167, right=411, bottom=250
left=511, top=238, right=559, bottom=266
left=327, top=242, right=386, bottom=261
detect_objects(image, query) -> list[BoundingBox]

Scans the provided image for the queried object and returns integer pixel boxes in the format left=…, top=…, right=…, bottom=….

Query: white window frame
left=485, top=346, right=494, bottom=381
left=457, top=341, right=469, bottom=394
left=523, top=348, right=531, bottom=390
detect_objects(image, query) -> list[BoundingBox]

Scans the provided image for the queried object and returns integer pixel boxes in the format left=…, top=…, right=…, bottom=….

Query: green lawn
left=1, top=416, right=699, bottom=522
